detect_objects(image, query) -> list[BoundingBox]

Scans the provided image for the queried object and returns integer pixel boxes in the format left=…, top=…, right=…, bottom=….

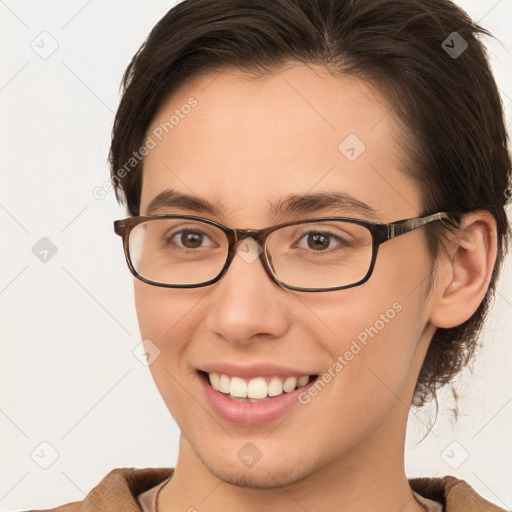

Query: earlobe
left=428, top=211, right=497, bottom=329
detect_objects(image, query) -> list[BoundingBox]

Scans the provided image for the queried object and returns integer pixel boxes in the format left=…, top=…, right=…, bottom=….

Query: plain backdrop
left=1, top=1, right=511, bottom=510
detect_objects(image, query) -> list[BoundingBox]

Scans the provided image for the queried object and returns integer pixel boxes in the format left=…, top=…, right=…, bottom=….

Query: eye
left=168, top=229, right=213, bottom=249
left=296, top=230, right=351, bottom=251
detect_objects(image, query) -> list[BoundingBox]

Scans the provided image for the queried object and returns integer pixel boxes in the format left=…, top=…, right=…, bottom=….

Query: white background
left=0, top=1, right=511, bottom=510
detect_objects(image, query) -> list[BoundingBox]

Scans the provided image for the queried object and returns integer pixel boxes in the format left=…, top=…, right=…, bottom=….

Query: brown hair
left=109, top=0, right=511, bottom=407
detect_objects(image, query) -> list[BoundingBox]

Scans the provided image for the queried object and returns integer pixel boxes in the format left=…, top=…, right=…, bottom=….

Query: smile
left=203, top=371, right=317, bottom=402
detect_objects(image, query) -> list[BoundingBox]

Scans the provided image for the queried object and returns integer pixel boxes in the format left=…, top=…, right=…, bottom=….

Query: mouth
left=198, top=370, right=319, bottom=402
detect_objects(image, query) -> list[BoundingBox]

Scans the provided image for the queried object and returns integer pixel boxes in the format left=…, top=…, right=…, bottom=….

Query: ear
left=428, top=210, right=498, bottom=329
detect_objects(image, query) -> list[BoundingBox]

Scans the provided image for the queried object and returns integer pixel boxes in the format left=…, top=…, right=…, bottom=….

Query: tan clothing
left=137, top=477, right=444, bottom=512
left=25, top=466, right=507, bottom=512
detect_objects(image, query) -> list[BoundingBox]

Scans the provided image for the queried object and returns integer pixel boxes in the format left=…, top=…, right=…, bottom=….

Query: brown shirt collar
left=27, top=467, right=506, bottom=512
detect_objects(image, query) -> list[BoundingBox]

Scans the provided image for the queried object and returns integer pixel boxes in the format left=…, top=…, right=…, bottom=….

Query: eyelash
left=166, top=228, right=353, bottom=252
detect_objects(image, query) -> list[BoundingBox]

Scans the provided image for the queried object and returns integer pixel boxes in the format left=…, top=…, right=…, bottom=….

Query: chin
left=199, top=449, right=316, bottom=489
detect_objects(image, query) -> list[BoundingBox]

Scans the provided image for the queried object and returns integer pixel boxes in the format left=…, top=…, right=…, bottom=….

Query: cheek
left=134, top=282, right=196, bottom=423
left=134, top=283, right=189, bottom=396
left=134, top=282, right=211, bottom=391
left=292, top=301, right=417, bottom=443
left=299, top=239, right=430, bottom=412
left=134, top=281, right=170, bottom=340
left=300, top=291, right=413, bottom=386
left=134, top=281, right=206, bottom=341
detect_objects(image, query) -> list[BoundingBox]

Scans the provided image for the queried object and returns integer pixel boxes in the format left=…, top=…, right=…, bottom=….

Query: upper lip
left=198, top=362, right=318, bottom=379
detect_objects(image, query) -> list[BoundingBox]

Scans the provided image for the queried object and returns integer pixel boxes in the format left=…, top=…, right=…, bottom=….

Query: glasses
left=114, top=212, right=454, bottom=292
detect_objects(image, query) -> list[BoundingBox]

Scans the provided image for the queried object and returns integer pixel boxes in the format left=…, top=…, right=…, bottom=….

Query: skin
left=134, top=63, right=497, bottom=512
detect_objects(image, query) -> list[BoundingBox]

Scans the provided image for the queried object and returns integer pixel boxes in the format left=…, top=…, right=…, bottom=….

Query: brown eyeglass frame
left=114, top=211, right=455, bottom=292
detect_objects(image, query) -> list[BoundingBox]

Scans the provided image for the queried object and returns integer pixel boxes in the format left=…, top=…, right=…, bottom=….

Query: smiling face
left=135, top=63, right=440, bottom=488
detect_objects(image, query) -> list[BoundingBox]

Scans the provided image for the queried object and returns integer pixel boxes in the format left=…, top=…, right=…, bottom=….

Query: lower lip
left=198, top=372, right=316, bottom=427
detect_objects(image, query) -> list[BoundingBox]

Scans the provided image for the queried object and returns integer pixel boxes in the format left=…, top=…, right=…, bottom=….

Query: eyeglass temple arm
left=113, top=220, right=124, bottom=237
left=387, top=212, right=455, bottom=239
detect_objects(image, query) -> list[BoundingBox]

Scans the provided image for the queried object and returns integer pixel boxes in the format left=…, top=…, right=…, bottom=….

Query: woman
left=29, top=0, right=510, bottom=510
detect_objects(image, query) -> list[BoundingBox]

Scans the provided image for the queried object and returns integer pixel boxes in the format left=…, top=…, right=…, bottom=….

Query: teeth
left=207, top=372, right=312, bottom=399
left=218, top=373, right=230, bottom=393
left=209, top=372, right=220, bottom=391
left=297, top=375, right=309, bottom=387
left=268, top=376, right=283, bottom=397
left=282, top=376, right=297, bottom=392
left=229, top=377, right=247, bottom=398
left=247, top=377, right=268, bottom=399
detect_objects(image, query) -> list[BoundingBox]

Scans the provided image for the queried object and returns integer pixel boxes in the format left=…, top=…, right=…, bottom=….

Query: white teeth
left=229, top=376, right=248, bottom=397
left=297, top=375, right=309, bottom=387
left=218, top=373, right=230, bottom=393
left=209, top=372, right=220, bottom=391
left=267, top=376, right=283, bottom=397
left=206, top=372, right=312, bottom=399
left=247, top=377, right=268, bottom=399
left=282, top=376, right=297, bottom=393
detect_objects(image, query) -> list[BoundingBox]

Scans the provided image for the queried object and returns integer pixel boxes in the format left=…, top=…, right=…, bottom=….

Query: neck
left=159, top=406, right=425, bottom=512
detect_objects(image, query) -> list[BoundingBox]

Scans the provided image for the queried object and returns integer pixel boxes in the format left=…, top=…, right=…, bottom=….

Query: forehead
left=140, top=63, right=422, bottom=223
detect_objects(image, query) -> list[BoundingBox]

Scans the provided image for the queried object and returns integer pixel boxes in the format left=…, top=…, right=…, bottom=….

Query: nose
left=204, top=237, right=289, bottom=346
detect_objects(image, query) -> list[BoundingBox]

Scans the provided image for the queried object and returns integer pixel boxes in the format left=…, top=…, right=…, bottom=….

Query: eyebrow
left=145, top=188, right=379, bottom=220
left=146, top=189, right=223, bottom=216
left=269, top=191, right=379, bottom=220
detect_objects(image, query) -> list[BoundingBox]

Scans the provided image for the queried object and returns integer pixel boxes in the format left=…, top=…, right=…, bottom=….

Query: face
left=135, top=63, right=438, bottom=488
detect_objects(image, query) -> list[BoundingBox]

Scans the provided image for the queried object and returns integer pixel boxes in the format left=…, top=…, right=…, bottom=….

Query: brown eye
left=162, top=222, right=219, bottom=251
left=307, top=233, right=330, bottom=250
left=179, top=231, right=204, bottom=248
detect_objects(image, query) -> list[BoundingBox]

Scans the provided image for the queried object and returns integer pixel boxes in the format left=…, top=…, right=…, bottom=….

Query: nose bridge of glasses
left=225, top=227, right=275, bottom=284
left=233, top=228, right=265, bottom=246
